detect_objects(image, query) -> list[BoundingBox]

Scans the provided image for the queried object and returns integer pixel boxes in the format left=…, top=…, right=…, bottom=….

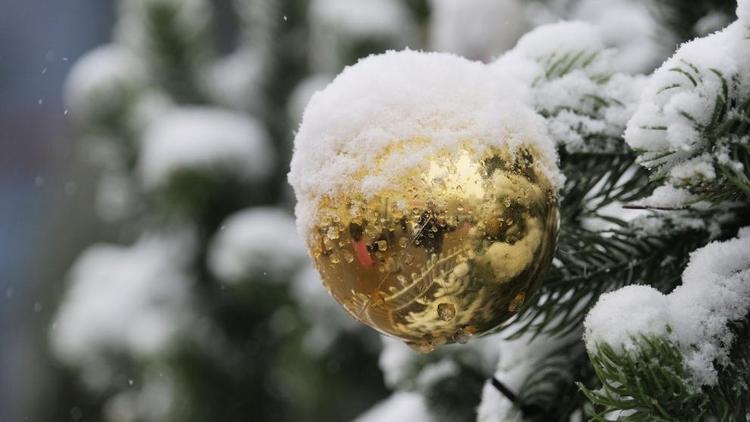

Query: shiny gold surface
left=308, top=145, right=559, bottom=352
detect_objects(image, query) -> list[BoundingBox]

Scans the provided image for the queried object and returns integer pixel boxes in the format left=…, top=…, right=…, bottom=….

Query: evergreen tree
left=48, top=0, right=749, bottom=421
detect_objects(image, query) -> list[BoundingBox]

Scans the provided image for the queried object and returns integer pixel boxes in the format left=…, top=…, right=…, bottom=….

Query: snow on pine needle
left=584, top=227, right=750, bottom=387
left=208, top=207, right=307, bottom=284
left=138, top=107, right=275, bottom=190
left=493, top=21, right=647, bottom=154
left=51, top=233, right=197, bottom=390
left=64, top=44, right=148, bottom=130
left=625, top=3, right=750, bottom=206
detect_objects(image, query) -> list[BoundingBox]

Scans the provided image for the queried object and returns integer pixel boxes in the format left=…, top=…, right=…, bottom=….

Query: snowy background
left=0, top=1, right=741, bottom=421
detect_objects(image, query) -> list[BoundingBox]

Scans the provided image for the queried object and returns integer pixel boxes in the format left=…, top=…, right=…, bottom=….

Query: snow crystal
left=208, top=207, right=307, bottom=284
left=290, top=265, right=362, bottom=354
left=289, top=50, right=561, bottom=239
left=51, top=234, right=195, bottom=390
left=428, top=0, right=528, bottom=62
left=584, top=228, right=750, bottom=386
left=139, top=107, right=274, bottom=189
left=64, top=44, right=147, bottom=125
left=354, top=392, right=433, bottom=422
left=308, top=0, right=415, bottom=72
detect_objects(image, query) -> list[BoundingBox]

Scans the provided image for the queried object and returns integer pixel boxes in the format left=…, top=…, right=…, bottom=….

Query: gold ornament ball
left=306, top=144, right=559, bottom=353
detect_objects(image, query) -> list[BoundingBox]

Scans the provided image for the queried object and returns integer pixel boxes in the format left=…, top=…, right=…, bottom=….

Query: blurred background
left=0, top=0, right=736, bottom=421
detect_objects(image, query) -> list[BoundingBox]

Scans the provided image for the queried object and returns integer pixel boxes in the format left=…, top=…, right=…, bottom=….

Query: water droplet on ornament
left=376, top=240, right=388, bottom=251
left=508, top=292, right=526, bottom=312
left=455, top=328, right=471, bottom=344
left=437, top=303, right=456, bottom=321
left=407, top=341, right=435, bottom=354
left=329, top=254, right=340, bottom=264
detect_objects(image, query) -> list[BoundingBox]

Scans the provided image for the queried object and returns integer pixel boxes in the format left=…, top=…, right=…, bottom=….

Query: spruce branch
left=580, top=316, right=750, bottom=422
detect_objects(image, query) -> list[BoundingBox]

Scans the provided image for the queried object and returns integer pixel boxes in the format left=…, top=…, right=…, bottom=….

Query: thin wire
left=490, top=376, right=543, bottom=418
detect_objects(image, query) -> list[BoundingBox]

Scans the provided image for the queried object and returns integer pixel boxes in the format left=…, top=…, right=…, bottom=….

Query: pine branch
left=505, top=222, right=706, bottom=340
left=135, top=0, right=212, bottom=103
left=579, top=315, right=750, bottom=421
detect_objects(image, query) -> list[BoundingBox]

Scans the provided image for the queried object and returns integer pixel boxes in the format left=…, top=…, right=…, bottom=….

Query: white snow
left=51, top=233, right=195, bottom=390
left=493, top=21, right=646, bottom=154
left=514, top=21, right=604, bottom=64
left=127, top=90, right=174, bottom=136
left=95, top=172, right=138, bottom=222
left=209, top=207, right=307, bottom=284
left=522, top=0, right=666, bottom=74
left=308, top=0, right=416, bottom=72
left=572, top=0, right=666, bottom=74
left=354, top=392, right=433, bottom=422
left=379, top=334, right=499, bottom=390
left=379, top=337, right=420, bottom=388
left=64, top=44, right=147, bottom=124
left=624, top=18, right=750, bottom=204
left=738, top=0, right=750, bottom=25
left=584, top=227, right=750, bottom=386
left=289, top=50, right=562, bottom=240
left=139, top=107, right=274, bottom=189
left=476, top=329, right=581, bottom=422
left=428, top=0, right=529, bottom=62
left=104, top=368, right=175, bottom=422
left=204, top=48, right=265, bottom=113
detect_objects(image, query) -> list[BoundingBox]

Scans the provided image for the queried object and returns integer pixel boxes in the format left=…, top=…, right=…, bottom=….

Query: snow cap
left=289, top=49, right=561, bottom=238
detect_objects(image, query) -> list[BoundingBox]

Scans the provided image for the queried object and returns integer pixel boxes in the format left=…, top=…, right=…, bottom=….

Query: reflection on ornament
left=307, top=144, right=559, bottom=352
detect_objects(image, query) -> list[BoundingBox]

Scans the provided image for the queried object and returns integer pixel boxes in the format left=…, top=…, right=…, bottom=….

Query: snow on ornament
left=289, top=50, right=562, bottom=352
